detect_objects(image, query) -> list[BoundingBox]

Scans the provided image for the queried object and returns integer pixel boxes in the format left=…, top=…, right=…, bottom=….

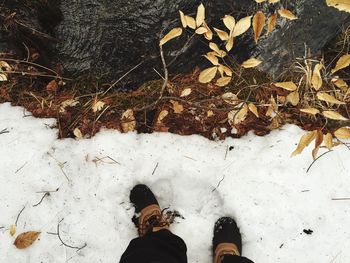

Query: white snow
left=0, top=102, right=350, bottom=263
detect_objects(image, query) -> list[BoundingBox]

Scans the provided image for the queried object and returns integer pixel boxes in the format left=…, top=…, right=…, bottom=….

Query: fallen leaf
left=324, top=133, right=333, bottom=149
left=199, top=66, right=218, bottom=83
left=180, top=88, right=192, bottom=97
left=46, top=80, right=58, bottom=93
left=334, top=127, right=350, bottom=139
left=267, top=13, right=277, bottom=34
left=216, top=77, right=231, bottom=87
left=287, top=91, right=300, bottom=106
left=73, top=128, right=83, bottom=139
left=253, top=11, right=266, bottom=43
left=332, top=78, right=348, bottom=92
left=121, top=109, right=136, bottom=132
left=311, top=63, right=323, bottom=90
left=214, top=28, right=229, bottom=41
left=223, top=15, right=236, bottom=32
left=326, top=0, right=350, bottom=13
left=196, top=3, right=205, bottom=27
left=157, top=110, right=169, bottom=123
left=160, top=28, right=183, bottom=45
left=92, top=100, right=105, bottom=113
left=300, top=108, right=320, bottom=115
left=248, top=103, right=259, bottom=117
left=222, top=92, right=239, bottom=105
left=60, top=99, right=79, bottom=113
left=0, top=73, right=8, bottom=82
left=331, top=54, right=350, bottom=74
left=232, top=16, right=252, bottom=37
left=185, top=16, right=196, bottom=29
left=242, top=57, right=262, bottom=68
left=234, top=104, right=249, bottom=125
left=312, top=130, right=324, bottom=159
left=317, top=92, right=345, bottom=105
left=278, top=9, right=298, bottom=20
left=179, top=11, right=187, bottom=28
left=291, top=131, right=317, bottom=156
left=322, top=110, right=348, bottom=121
left=14, top=231, right=41, bottom=249
left=207, top=110, right=214, bottom=117
left=0, top=61, right=12, bottom=71
left=10, top=225, right=16, bottom=236
left=170, top=100, right=184, bottom=114
left=274, top=81, right=298, bottom=91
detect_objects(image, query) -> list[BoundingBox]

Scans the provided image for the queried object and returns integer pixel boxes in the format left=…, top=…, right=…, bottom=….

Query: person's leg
left=119, top=184, right=188, bottom=263
left=212, top=217, right=254, bottom=263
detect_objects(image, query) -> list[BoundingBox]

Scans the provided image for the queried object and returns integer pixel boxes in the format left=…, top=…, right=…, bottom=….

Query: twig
left=6, top=70, right=72, bottom=81
left=0, top=128, right=9, bottom=135
left=332, top=198, right=350, bottom=201
left=306, top=150, right=333, bottom=173
left=47, top=153, right=70, bottom=182
left=152, top=162, right=159, bottom=175
left=212, top=174, right=226, bottom=193
left=56, top=219, right=87, bottom=252
left=224, top=145, right=229, bottom=160
left=33, top=192, right=49, bottom=207
left=36, top=188, right=59, bottom=194
left=15, top=161, right=27, bottom=174
left=106, top=156, right=121, bottom=165
left=15, top=206, right=26, bottom=226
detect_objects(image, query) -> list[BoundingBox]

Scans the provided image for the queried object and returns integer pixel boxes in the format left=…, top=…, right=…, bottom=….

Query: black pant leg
left=119, top=229, right=188, bottom=263
left=222, top=254, right=255, bottom=263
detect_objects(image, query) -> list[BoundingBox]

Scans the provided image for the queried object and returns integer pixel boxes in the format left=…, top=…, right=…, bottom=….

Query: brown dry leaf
left=160, top=28, right=183, bottom=45
left=195, top=27, right=208, bottom=34
left=322, top=110, right=348, bottom=121
left=312, top=130, right=324, bottom=159
left=253, top=11, right=266, bottom=43
left=242, top=57, right=262, bottom=68
left=332, top=78, right=348, bottom=92
left=265, top=105, right=274, bottom=118
left=92, top=100, right=105, bottom=113
left=317, top=92, right=345, bottom=105
left=180, top=88, right=192, bottom=97
left=214, top=28, right=229, bottom=41
left=232, top=16, right=252, bottom=37
left=203, top=21, right=213, bottom=40
left=334, top=127, right=350, bottom=139
left=287, top=91, right=300, bottom=106
left=185, top=16, right=196, bottom=29
left=223, top=15, right=236, bottom=32
left=73, top=128, right=83, bottom=139
left=170, top=100, right=184, bottom=114
left=278, top=9, right=298, bottom=20
left=121, top=109, right=136, bottom=133
left=222, top=92, right=239, bottom=105
left=196, top=3, right=205, bottom=27
left=234, top=104, right=249, bottom=125
left=157, top=110, right=169, bottom=123
left=311, top=63, right=323, bottom=90
left=205, top=53, right=219, bottom=65
left=46, top=80, right=58, bottom=93
left=300, top=108, right=320, bottom=115
left=14, top=231, right=41, bottom=249
left=226, top=36, right=235, bottom=52
left=331, top=54, right=350, bottom=74
left=216, top=77, right=232, bottom=87
left=0, top=73, right=8, bottom=82
left=326, top=0, right=350, bottom=12
left=274, top=81, right=297, bottom=91
left=199, top=66, right=218, bottom=83
left=291, top=131, right=317, bottom=157
left=179, top=11, right=187, bottom=28
left=248, top=103, right=259, bottom=117
left=267, top=13, right=277, bottom=34
left=10, top=225, right=16, bottom=237
left=324, top=133, right=333, bottom=150
left=207, top=110, right=214, bottom=117
left=0, top=61, right=12, bottom=71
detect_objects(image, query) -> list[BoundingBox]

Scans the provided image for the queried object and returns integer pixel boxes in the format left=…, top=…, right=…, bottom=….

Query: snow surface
left=0, top=102, right=350, bottom=263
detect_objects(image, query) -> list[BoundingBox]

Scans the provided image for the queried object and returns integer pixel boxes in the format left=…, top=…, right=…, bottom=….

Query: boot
left=213, top=217, right=242, bottom=263
left=130, top=184, right=169, bottom=236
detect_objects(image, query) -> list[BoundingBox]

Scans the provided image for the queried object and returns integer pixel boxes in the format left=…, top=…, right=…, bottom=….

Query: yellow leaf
left=324, top=133, right=333, bottom=149
left=0, top=61, right=12, bottom=71
left=222, top=92, right=239, bottom=105
left=278, top=9, right=298, bottom=20
left=203, top=21, right=213, bottom=40
left=0, top=73, right=7, bottom=82
left=312, top=131, right=324, bottom=159
left=255, top=0, right=266, bottom=2
left=180, top=88, right=192, bottom=97
left=248, top=103, right=259, bottom=117
left=121, top=109, right=136, bottom=133
left=157, top=110, right=169, bottom=123
left=216, top=77, right=232, bottom=87
left=300, top=108, right=320, bottom=115
left=10, top=225, right=16, bottom=237
left=209, top=42, right=227, bottom=57
left=160, top=28, right=183, bottom=45
left=311, top=63, right=323, bottom=90
left=232, top=16, right=252, bottom=37
left=291, top=131, right=317, bottom=157
left=326, top=0, right=350, bottom=13
left=185, top=16, right=196, bottom=29
left=331, top=54, right=350, bottom=74
left=214, top=28, right=229, bottom=41
left=170, top=100, right=184, bottom=114
left=274, top=81, right=297, bottom=91
left=269, top=0, right=280, bottom=3
left=207, top=110, right=214, bottom=117
left=14, top=231, right=41, bottom=249
left=223, top=15, right=236, bottom=32
left=73, top=128, right=83, bottom=139
left=199, top=66, right=218, bottom=83
left=287, top=91, right=300, bottom=106
left=196, top=3, right=205, bottom=27
left=226, top=36, right=235, bottom=52
left=317, top=92, right=345, bottom=105
left=92, top=100, right=105, bottom=113
left=253, top=11, right=266, bottom=43
left=234, top=104, right=249, bottom=125
left=242, top=57, right=262, bottom=68
left=267, top=13, right=277, bottom=34
left=204, top=53, right=219, bottom=65
left=179, top=11, right=187, bottom=28
left=218, top=65, right=233, bottom=77
left=322, top=111, right=348, bottom=121
left=195, top=27, right=208, bottom=34
left=332, top=78, right=348, bottom=92
left=334, top=127, right=350, bottom=139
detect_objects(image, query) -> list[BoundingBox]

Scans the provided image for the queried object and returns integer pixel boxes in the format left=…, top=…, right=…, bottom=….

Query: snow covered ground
left=0, top=102, right=350, bottom=263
